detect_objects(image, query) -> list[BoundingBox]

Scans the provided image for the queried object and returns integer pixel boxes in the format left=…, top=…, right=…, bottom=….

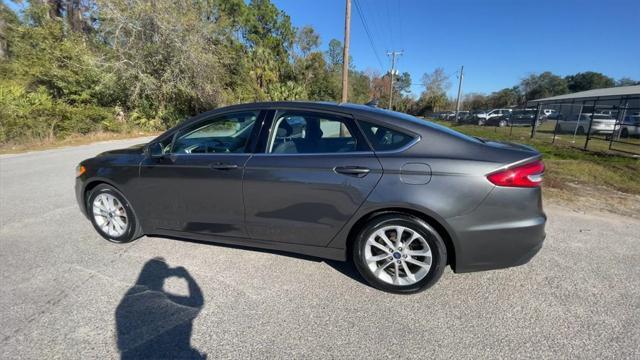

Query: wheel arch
left=83, top=178, right=122, bottom=210
left=345, top=207, right=457, bottom=271
left=82, top=178, right=145, bottom=234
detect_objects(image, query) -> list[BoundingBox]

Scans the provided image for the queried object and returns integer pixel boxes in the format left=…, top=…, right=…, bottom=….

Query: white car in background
left=619, top=112, right=640, bottom=138
left=556, top=113, right=616, bottom=135
left=476, top=108, right=512, bottom=125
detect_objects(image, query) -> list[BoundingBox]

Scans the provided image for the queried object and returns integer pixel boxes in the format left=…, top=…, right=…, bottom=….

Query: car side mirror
left=147, top=142, right=165, bottom=158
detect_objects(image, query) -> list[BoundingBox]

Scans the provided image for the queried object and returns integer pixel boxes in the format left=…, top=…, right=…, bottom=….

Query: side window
left=358, top=121, right=415, bottom=151
left=268, top=111, right=368, bottom=154
left=172, top=111, right=258, bottom=154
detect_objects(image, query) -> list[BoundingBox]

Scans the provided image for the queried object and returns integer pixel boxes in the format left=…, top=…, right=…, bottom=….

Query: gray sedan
left=75, top=102, right=546, bottom=294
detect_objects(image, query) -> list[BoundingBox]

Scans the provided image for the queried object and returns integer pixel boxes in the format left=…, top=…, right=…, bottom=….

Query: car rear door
left=243, top=109, right=383, bottom=247
left=138, top=110, right=263, bottom=238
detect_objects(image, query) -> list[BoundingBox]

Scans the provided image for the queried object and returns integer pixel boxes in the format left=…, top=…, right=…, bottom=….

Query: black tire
left=621, top=128, right=629, bottom=138
left=352, top=214, right=447, bottom=294
left=86, top=184, right=142, bottom=243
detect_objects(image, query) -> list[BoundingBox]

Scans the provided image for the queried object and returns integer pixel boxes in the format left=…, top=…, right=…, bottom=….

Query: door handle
left=210, top=162, right=238, bottom=170
left=334, top=166, right=371, bottom=177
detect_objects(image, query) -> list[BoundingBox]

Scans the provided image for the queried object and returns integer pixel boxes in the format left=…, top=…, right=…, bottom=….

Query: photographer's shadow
left=115, top=257, right=206, bottom=359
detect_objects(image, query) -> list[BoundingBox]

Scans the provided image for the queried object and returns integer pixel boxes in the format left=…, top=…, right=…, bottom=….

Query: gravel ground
left=1, top=138, right=639, bottom=359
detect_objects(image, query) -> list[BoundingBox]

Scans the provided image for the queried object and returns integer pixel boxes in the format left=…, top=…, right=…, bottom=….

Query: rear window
left=358, top=121, right=415, bottom=151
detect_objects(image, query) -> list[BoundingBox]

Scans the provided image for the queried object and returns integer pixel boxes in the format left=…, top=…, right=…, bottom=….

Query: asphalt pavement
left=1, top=138, right=638, bottom=359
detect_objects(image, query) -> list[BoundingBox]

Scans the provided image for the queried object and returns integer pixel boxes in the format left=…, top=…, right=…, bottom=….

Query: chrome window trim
left=252, top=151, right=376, bottom=157
left=372, top=135, right=422, bottom=155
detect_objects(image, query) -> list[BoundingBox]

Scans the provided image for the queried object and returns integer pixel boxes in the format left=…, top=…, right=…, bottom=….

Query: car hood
left=97, top=143, right=147, bottom=157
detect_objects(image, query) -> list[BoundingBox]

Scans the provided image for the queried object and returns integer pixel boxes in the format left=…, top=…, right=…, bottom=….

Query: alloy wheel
left=364, top=225, right=432, bottom=286
left=92, top=193, right=128, bottom=237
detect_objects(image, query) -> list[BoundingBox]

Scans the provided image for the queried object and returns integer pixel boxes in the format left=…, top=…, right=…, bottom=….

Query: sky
left=273, top=0, right=640, bottom=97
left=6, top=0, right=639, bottom=98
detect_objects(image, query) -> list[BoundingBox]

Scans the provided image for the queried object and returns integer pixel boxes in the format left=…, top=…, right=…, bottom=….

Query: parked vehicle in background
left=555, top=113, right=616, bottom=135
left=596, top=110, right=616, bottom=117
left=619, top=112, right=640, bottom=138
left=486, top=109, right=541, bottom=127
left=75, top=101, right=546, bottom=294
left=441, top=111, right=456, bottom=121
left=458, top=111, right=485, bottom=125
left=541, top=109, right=556, bottom=118
left=476, top=109, right=512, bottom=125
left=546, top=111, right=564, bottom=120
left=454, top=111, right=469, bottom=122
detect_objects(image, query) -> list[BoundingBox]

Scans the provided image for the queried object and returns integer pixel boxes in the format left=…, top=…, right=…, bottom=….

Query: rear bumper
left=446, top=187, right=546, bottom=273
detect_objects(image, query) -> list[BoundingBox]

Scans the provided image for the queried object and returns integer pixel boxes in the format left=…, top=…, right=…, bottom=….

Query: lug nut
left=396, top=260, right=401, bottom=264
left=403, top=254, right=407, bottom=258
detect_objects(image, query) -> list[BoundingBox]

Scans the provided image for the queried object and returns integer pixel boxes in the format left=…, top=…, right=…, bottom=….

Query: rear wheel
left=621, top=128, right=629, bottom=138
left=87, top=184, right=142, bottom=243
left=353, top=214, right=447, bottom=294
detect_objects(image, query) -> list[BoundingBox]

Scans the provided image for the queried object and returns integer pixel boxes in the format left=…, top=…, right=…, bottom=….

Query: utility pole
left=454, top=65, right=464, bottom=122
left=341, top=0, right=351, bottom=103
left=387, top=50, right=403, bottom=109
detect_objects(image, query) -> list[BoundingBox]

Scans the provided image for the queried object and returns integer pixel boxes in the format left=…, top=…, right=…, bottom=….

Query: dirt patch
left=544, top=184, right=640, bottom=220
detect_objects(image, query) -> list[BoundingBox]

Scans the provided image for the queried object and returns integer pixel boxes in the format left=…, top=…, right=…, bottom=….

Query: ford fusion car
left=75, top=102, right=546, bottom=294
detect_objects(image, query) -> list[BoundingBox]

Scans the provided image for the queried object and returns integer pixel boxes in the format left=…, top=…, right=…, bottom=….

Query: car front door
left=243, top=109, right=383, bottom=247
left=138, top=110, right=262, bottom=238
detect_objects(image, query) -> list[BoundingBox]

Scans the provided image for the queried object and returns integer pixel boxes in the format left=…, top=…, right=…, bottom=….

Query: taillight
left=487, top=160, right=544, bottom=188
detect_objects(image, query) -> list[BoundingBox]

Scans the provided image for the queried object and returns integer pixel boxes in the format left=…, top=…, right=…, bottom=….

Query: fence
left=530, top=96, right=640, bottom=156
left=444, top=96, right=640, bottom=157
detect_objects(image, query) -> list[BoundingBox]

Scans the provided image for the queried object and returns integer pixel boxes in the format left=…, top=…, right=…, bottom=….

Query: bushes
left=0, top=81, right=112, bottom=144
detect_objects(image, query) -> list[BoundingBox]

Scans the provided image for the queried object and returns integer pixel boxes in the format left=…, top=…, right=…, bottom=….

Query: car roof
left=188, top=101, right=435, bottom=130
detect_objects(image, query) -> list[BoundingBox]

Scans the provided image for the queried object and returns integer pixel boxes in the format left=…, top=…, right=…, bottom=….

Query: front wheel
left=353, top=214, right=447, bottom=294
left=498, top=120, right=508, bottom=127
left=87, top=184, right=142, bottom=243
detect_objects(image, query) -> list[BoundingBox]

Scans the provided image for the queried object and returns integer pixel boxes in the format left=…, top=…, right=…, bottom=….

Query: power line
left=352, top=0, right=385, bottom=70
left=359, top=0, right=389, bottom=54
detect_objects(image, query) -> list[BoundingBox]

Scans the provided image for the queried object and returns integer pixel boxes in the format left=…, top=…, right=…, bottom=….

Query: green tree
left=463, top=93, right=488, bottom=110
left=296, top=25, right=320, bottom=57
left=565, top=71, right=615, bottom=92
left=616, top=77, right=639, bottom=86
left=488, top=87, right=521, bottom=108
left=520, top=72, right=568, bottom=101
left=417, top=68, right=451, bottom=113
left=96, top=0, right=233, bottom=126
left=326, top=39, right=343, bottom=71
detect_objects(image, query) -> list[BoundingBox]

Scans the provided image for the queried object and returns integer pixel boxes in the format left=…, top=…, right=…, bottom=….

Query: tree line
left=0, top=1, right=636, bottom=144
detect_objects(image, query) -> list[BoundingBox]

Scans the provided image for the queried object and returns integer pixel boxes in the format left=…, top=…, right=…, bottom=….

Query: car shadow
left=115, top=257, right=206, bottom=359
left=156, top=235, right=373, bottom=289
